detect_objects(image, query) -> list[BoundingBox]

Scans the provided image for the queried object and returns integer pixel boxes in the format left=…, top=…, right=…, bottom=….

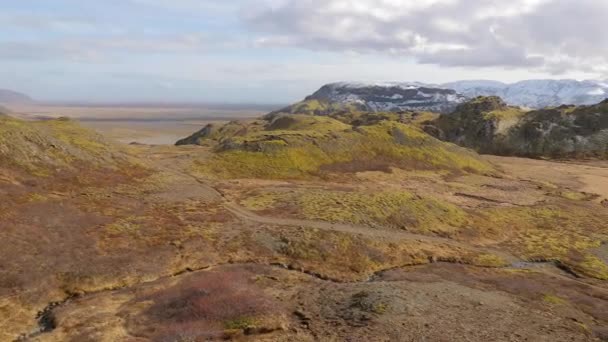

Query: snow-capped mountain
left=442, top=79, right=608, bottom=108
left=305, top=82, right=467, bottom=113
left=274, top=79, right=608, bottom=117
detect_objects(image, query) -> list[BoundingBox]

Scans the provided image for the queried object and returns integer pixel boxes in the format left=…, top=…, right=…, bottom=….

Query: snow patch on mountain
left=307, top=82, right=467, bottom=113
left=442, top=79, right=608, bottom=108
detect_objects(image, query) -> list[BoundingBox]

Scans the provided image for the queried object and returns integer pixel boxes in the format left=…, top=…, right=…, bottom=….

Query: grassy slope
left=193, top=114, right=494, bottom=179
left=0, top=116, right=132, bottom=176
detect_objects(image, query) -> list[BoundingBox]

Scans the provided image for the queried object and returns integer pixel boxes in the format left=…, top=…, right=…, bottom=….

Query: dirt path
left=145, top=153, right=521, bottom=265
left=223, top=201, right=521, bottom=264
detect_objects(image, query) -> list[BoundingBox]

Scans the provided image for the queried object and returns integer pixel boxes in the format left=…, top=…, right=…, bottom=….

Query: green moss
left=194, top=117, right=494, bottom=179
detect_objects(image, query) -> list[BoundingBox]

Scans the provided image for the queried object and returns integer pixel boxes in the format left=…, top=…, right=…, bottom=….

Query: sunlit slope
left=178, top=114, right=494, bottom=179
left=0, top=116, right=133, bottom=176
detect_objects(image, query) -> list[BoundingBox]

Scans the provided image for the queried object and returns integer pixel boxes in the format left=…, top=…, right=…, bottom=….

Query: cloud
left=245, top=0, right=608, bottom=74
left=0, top=33, right=217, bottom=63
left=127, top=0, right=249, bottom=14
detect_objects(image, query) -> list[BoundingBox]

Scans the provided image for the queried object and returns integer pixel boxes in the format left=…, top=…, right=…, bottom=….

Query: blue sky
left=1, top=0, right=607, bottom=103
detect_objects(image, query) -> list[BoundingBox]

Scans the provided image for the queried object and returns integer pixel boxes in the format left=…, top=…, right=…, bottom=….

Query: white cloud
left=245, top=0, right=608, bottom=76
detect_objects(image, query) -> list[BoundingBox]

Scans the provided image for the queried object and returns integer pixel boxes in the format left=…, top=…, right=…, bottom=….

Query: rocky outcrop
left=432, top=96, right=608, bottom=158
left=432, top=96, right=525, bottom=154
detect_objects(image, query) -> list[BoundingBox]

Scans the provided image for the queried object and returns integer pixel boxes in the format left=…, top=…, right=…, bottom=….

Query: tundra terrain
left=1, top=108, right=607, bottom=341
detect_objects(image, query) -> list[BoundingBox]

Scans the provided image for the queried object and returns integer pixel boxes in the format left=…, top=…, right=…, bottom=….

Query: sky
left=1, top=0, right=608, bottom=103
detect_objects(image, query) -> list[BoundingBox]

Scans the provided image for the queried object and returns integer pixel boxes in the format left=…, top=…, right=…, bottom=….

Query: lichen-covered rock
left=432, top=96, right=608, bottom=158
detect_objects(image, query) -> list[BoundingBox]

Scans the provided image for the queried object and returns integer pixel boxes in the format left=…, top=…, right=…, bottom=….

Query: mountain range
left=443, top=79, right=608, bottom=108
left=272, top=79, right=608, bottom=115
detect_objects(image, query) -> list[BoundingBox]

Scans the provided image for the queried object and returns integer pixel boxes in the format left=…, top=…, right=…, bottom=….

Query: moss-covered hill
left=264, top=98, right=440, bottom=126
left=0, top=115, right=132, bottom=176
left=433, top=96, right=608, bottom=158
left=178, top=114, right=494, bottom=179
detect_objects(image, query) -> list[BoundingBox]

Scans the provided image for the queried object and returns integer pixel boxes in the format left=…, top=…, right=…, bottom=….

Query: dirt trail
left=147, top=154, right=521, bottom=265
left=223, top=201, right=520, bottom=264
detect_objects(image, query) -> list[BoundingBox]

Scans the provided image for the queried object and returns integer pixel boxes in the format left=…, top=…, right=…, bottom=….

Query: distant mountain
left=442, top=79, right=608, bottom=108
left=0, top=89, right=33, bottom=104
left=270, top=82, right=467, bottom=116
left=271, top=80, right=608, bottom=117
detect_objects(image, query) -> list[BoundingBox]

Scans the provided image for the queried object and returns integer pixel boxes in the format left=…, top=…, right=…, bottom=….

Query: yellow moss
left=542, top=294, right=567, bottom=305
left=558, top=191, right=594, bottom=201
left=40, top=119, right=108, bottom=154
left=195, top=118, right=494, bottom=179
left=241, top=192, right=281, bottom=210
left=475, top=204, right=608, bottom=279
left=104, top=217, right=143, bottom=234
left=483, top=107, right=526, bottom=121
left=242, top=189, right=469, bottom=235
left=575, top=256, right=608, bottom=280
left=373, top=303, right=388, bottom=314
left=473, top=254, right=509, bottom=267
left=197, top=146, right=333, bottom=179
left=25, top=193, right=47, bottom=202
left=0, top=116, right=129, bottom=175
left=224, top=317, right=258, bottom=330
left=267, top=114, right=351, bottom=132
left=302, top=190, right=469, bottom=233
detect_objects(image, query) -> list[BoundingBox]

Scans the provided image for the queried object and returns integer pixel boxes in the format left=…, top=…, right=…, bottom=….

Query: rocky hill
left=177, top=114, right=494, bottom=178
left=444, top=79, right=608, bottom=108
left=433, top=96, right=608, bottom=158
left=0, top=88, right=33, bottom=104
left=269, top=82, right=467, bottom=116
